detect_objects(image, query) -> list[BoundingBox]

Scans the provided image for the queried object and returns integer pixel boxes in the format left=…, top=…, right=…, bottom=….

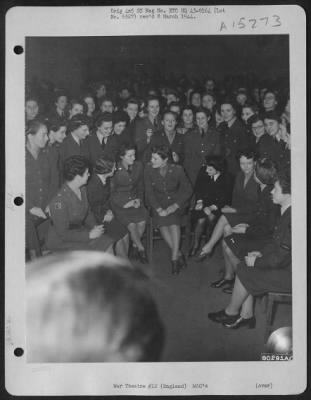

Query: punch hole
left=14, top=196, right=24, bottom=206
left=13, top=45, right=24, bottom=55
left=14, top=347, right=24, bottom=357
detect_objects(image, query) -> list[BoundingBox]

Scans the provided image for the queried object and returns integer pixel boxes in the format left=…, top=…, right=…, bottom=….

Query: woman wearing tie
left=144, top=146, right=192, bottom=274
left=183, top=108, right=221, bottom=186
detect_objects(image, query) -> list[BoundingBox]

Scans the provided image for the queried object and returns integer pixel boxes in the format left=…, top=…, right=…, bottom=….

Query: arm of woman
left=173, top=166, right=193, bottom=209
left=49, top=198, right=90, bottom=242
left=143, top=166, right=161, bottom=211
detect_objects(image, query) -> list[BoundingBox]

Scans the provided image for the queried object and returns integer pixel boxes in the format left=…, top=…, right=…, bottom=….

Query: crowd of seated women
left=25, top=73, right=291, bottom=289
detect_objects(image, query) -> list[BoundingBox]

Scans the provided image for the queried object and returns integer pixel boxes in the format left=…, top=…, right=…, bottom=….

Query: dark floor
left=138, top=240, right=292, bottom=362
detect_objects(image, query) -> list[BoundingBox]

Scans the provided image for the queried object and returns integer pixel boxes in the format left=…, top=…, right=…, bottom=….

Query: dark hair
left=263, top=110, right=281, bottom=123
left=93, top=157, right=115, bottom=175
left=220, top=97, right=238, bottom=112
left=99, top=96, right=114, bottom=108
left=151, top=145, right=172, bottom=161
left=242, top=102, right=259, bottom=113
left=264, top=89, right=279, bottom=102
left=95, top=112, right=113, bottom=127
left=146, top=96, right=160, bottom=107
left=63, top=155, right=90, bottom=182
left=169, top=101, right=181, bottom=110
left=181, top=106, right=194, bottom=115
left=26, top=119, right=47, bottom=136
left=202, top=91, right=217, bottom=102
left=117, top=143, right=136, bottom=160
left=236, top=148, right=258, bottom=162
left=195, top=107, right=211, bottom=120
left=67, top=114, right=91, bottom=134
left=54, top=92, right=68, bottom=103
left=162, top=110, right=177, bottom=121
left=277, top=167, right=291, bottom=195
left=205, top=155, right=225, bottom=174
left=248, top=113, right=265, bottom=126
left=69, top=98, right=87, bottom=114
left=48, top=119, right=67, bottom=133
left=26, top=97, right=39, bottom=105
left=125, top=98, right=139, bottom=108
left=255, top=158, right=278, bottom=185
left=113, top=111, right=129, bottom=125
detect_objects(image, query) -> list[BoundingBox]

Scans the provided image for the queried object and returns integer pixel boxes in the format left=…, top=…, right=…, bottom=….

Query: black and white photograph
left=5, top=4, right=307, bottom=396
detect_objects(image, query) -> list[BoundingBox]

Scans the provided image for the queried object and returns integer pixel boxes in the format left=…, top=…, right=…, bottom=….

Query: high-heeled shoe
left=194, top=248, right=212, bottom=263
left=178, top=252, right=187, bottom=269
left=223, top=316, right=256, bottom=329
left=137, top=250, right=149, bottom=264
left=171, top=260, right=180, bottom=275
left=208, top=309, right=239, bottom=324
left=211, top=277, right=235, bottom=288
left=188, top=244, right=200, bottom=258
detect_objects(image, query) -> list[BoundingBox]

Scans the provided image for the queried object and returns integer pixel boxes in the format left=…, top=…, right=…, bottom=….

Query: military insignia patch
left=54, top=202, right=62, bottom=210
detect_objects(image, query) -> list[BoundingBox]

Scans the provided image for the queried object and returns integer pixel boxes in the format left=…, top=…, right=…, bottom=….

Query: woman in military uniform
left=110, top=144, right=149, bottom=263
left=183, top=108, right=221, bottom=186
left=196, top=148, right=259, bottom=261
left=144, top=146, right=192, bottom=274
left=151, top=111, right=185, bottom=164
left=87, top=157, right=129, bottom=258
left=218, top=99, right=251, bottom=177
left=208, top=169, right=291, bottom=329
left=46, top=156, right=113, bottom=253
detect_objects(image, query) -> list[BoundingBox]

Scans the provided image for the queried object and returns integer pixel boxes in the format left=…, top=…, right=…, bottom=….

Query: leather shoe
left=188, top=245, right=199, bottom=257
left=171, top=260, right=180, bottom=275
left=178, top=252, right=187, bottom=269
left=223, top=316, right=256, bottom=329
left=194, top=250, right=212, bottom=263
left=211, top=277, right=234, bottom=288
left=208, top=309, right=239, bottom=324
left=137, top=250, right=148, bottom=264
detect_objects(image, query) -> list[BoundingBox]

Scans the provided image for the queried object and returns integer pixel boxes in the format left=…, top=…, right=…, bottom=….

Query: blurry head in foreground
left=27, top=251, right=164, bottom=362
left=266, top=326, right=292, bottom=355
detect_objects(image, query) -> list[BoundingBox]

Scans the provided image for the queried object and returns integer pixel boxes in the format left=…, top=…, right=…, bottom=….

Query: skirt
left=152, top=208, right=185, bottom=228
left=111, top=204, right=149, bottom=226
left=224, top=211, right=254, bottom=227
left=237, top=262, right=292, bottom=296
left=225, top=234, right=270, bottom=260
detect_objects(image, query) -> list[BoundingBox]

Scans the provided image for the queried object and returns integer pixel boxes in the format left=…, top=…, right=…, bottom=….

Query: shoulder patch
left=54, top=202, right=62, bottom=210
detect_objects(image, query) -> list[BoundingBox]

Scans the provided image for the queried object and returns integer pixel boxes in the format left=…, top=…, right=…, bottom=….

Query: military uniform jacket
left=48, top=183, right=96, bottom=247
left=231, top=171, right=260, bottom=215
left=150, top=130, right=185, bottom=164
left=44, top=143, right=62, bottom=199
left=110, top=161, right=144, bottom=208
left=144, top=163, right=192, bottom=210
left=245, top=184, right=279, bottom=239
left=134, top=115, right=163, bottom=162
left=87, top=174, right=112, bottom=223
left=219, top=119, right=250, bottom=176
left=194, top=168, right=233, bottom=209
left=250, top=133, right=279, bottom=163
left=59, top=133, right=90, bottom=167
left=26, top=148, right=51, bottom=212
left=254, top=206, right=291, bottom=269
left=183, top=127, right=221, bottom=185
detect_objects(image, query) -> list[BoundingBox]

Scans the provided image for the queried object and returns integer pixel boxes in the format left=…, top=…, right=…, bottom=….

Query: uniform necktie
left=201, top=129, right=204, bottom=137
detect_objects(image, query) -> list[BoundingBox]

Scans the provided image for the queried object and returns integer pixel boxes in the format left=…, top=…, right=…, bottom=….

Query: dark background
left=26, top=35, right=289, bottom=96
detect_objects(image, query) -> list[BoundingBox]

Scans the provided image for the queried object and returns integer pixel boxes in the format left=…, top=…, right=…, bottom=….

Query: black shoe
left=194, top=250, right=212, bottom=263
left=211, top=277, right=235, bottom=289
left=137, top=250, right=148, bottom=264
left=208, top=309, right=239, bottom=324
left=178, top=252, right=187, bottom=269
left=188, top=245, right=200, bottom=258
left=171, top=260, right=180, bottom=275
left=223, top=316, right=256, bottom=329
left=222, top=286, right=233, bottom=294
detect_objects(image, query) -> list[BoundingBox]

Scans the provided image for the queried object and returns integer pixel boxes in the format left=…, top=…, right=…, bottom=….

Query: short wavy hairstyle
left=255, top=158, right=278, bottom=185
left=63, top=155, right=90, bottom=182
